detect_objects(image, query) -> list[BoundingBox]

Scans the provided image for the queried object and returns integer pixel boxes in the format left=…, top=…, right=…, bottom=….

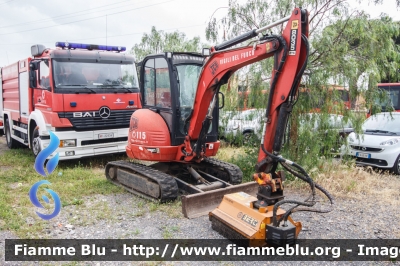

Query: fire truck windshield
left=53, top=60, right=138, bottom=92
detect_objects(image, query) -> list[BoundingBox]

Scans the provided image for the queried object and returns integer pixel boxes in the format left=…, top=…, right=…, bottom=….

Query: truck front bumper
left=40, top=128, right=128, bottom=160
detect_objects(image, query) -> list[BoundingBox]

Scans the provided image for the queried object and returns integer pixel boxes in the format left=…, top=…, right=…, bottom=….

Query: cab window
left=39, top=60, right=50, bottom=90
left=143, top=58, right=171, bottom=108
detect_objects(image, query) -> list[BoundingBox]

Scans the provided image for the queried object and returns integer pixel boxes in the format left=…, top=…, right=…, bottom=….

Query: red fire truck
left=0, top=42, right=141, bottom=160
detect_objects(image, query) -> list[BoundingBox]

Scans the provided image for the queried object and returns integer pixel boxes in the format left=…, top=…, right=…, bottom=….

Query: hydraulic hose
left=289, top=35, right=309, bottom=101
left=277, top=161, right=334, bottom=226
left=259, top=33, right=334, bottom=226
left=264, top=35, right=288, bottom=120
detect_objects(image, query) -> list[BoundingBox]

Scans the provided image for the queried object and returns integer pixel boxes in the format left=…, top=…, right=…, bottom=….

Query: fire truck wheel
left=31, top=128, right=41, bottom=157
left=4, top=118, right=18, bottom=149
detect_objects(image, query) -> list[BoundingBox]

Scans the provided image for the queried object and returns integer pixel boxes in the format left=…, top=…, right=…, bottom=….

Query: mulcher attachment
left=209, top=192, right=301, bottom=247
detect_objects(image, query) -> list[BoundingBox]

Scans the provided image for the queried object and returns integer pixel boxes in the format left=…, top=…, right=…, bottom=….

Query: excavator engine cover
left=126, top=109, right=176, bottom=161
left=209, top=192, right=302, bottom=247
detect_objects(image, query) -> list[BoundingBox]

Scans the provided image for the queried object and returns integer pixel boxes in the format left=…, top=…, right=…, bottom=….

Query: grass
left=0, top=145, right=183, bottom=237
left=0, top=147, right=125, bottom=237
left=305, top=162, right=400, bottom=204
left=215, top=144, right=246, bottom=161
left=162, top=225, right=180, bottom=239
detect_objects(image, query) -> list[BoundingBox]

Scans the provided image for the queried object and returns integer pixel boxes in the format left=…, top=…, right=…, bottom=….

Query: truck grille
left=81, top=137, right=127, bottom=146
left=58, top=110, right=135, bottom=131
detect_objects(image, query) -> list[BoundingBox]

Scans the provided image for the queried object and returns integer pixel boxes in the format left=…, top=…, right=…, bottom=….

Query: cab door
left=140, top=56, right=175, bottom=142
left=173, top=62, right=219, bottom=146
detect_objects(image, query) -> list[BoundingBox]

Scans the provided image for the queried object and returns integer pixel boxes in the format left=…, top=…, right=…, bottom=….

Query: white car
left=347, top=112, right=400, bottom=174
left=299, top=113, right=353, bottom=132
left=219, top=109, right=264, bottom=143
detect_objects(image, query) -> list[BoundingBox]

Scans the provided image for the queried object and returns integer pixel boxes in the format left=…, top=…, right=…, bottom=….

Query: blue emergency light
left=55, top=42, right=126, bottom=52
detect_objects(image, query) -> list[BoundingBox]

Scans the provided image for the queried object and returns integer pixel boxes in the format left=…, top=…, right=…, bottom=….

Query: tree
left=131, top=26, right=202, bottom=62
left=205, top=0, right=400, bottom=167
left=312, top=15, right=399, bottom=104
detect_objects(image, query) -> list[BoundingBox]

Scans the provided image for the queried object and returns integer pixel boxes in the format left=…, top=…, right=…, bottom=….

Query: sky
left=0, top=0, right=399, bottom=67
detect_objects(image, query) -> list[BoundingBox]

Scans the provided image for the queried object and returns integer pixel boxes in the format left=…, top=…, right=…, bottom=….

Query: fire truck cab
left=0, top=42, right=141, bottom=160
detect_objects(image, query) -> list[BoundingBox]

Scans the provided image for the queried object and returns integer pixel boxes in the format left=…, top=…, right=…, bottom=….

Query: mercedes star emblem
left=99, top=106, right=111, bottom=118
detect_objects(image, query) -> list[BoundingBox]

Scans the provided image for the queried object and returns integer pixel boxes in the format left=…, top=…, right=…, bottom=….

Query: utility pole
left=106, top=15, right=108, bottom=46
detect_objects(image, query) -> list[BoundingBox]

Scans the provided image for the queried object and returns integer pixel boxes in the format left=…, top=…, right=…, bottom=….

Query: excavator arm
left=181, top=8, right=309, bottom=165
left=199, top=8, right=334, bottom=245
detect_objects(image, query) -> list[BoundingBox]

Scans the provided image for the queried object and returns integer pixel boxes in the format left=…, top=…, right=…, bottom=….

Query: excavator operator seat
left=160, top=91, right=171, bottom=108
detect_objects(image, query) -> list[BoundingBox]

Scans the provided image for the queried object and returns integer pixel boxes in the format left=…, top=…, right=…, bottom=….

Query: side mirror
left=29, top=61, right=40, bottom=88
left=29, top=61, right=39, bottom=71
left=202, top=48, right=210, bottom=57
left=29, top=70, right=37, bottom=88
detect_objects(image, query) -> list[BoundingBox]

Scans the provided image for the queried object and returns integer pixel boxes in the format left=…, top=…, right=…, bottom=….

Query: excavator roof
left=137, top=52, right=204, bottom=66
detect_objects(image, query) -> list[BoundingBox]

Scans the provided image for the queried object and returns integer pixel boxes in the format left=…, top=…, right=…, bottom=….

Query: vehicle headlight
left=380, top=138, right=400, bottom=146
left=348, top=133, right=355, bottom=143
left=59, top=139, right=77, bottom=147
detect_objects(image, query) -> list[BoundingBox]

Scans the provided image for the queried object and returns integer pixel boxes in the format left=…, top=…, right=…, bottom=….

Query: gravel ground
left=1, top=191, right=400, bottom=266
left=0, top=136, right=399, bottom=265
left=3, top=192, right=399, bottom=241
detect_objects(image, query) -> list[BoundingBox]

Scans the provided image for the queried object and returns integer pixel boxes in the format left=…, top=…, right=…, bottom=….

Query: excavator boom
left=181, top=9, right=308, bottom=165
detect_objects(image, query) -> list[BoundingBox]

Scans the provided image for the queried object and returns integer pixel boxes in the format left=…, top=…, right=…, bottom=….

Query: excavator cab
left=106, top=52, right=255, bottom=213
left=138, top=53, right=219, bottom=146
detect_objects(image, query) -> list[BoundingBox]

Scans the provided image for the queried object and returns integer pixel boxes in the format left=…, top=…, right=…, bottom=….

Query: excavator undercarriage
left=105, top=158, right=258, bottom=218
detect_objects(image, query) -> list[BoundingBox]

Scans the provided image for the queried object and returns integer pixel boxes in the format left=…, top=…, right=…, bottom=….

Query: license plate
left=356, top=152, right=370, bottom=159
left=98, top=133, right=114, bottom=139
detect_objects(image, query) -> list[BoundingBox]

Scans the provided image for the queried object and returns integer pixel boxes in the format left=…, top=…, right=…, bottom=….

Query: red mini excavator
left=106, top=8, right=333, bottom=245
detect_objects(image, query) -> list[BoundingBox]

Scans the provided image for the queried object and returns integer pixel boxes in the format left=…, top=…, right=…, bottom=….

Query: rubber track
left=105, top=161, right=178, bottom=202
left=202, top=158, right=243, bottom=185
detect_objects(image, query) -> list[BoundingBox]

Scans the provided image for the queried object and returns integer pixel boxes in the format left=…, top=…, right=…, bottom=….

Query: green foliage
left=131, top=26, right=202, bottom=62
left=228, top=146, right=260, bottom=182
left=208, top=0, right=400, bottom=170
